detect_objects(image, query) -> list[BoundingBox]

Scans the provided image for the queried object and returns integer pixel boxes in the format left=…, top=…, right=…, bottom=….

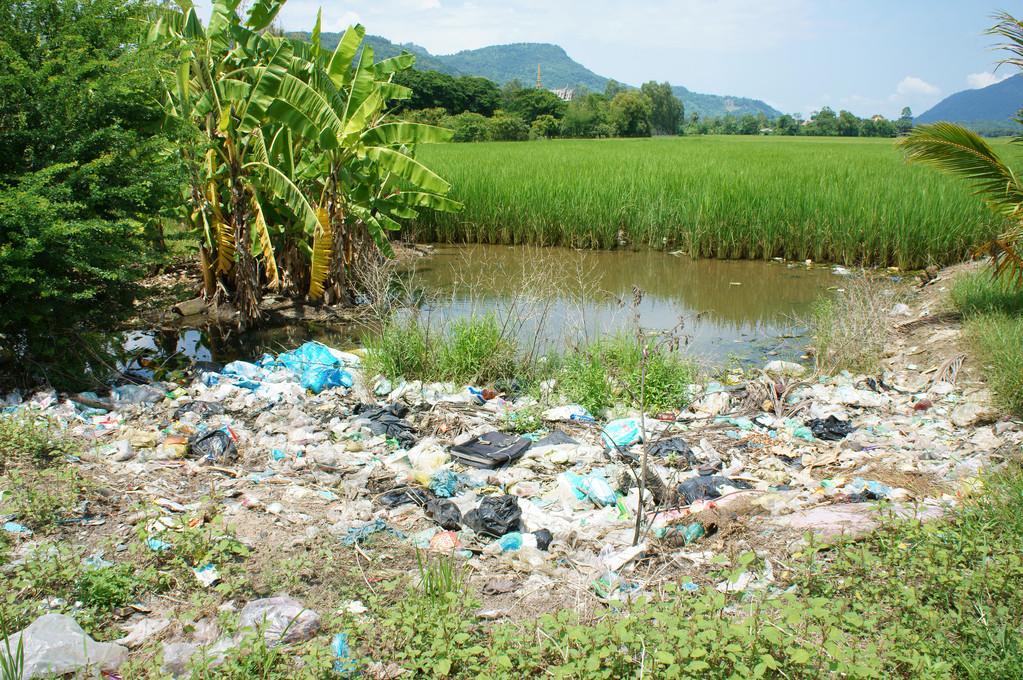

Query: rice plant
left=410, top=136, right=1022, bottom=269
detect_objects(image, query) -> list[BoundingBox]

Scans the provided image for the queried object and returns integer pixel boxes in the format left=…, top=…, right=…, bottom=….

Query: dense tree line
left=684, top=107, right=913, bottom=138
left=395, top=71, right=687, bottom=141
left=393, top=68, right=925, bottom=143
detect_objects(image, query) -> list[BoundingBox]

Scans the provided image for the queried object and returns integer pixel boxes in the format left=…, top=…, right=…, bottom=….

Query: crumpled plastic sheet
left=0, top=613, right=127, bottom=679
left=236, top=596, right=321, bottom=646
left=338, top=518, right=405, bottom=546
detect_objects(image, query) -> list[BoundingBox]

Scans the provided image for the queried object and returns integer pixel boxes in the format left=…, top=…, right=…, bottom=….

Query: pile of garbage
left=1, top=340, right=1019, bottom=673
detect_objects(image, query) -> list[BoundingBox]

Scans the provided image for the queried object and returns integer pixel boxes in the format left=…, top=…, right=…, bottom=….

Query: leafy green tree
left=447, top=112, right=491, bottom=142
left=610, top=90, right=652, bottom=137
left=500, top=78, right=522, bottom=109
left=559, top=92, right=611, bottom=138
left=489, top=114, right=529, bottom=141
left=875, top=118, right=897, bottom=137
left=859, top=118, right=878, bottom=137
left=837, top=110, right=861, bottom=137
left=604, top=79, right=627, bottom=100
left=777, top=114, right=798, bottom=135
left=738, top=114, right=759, bottom=135
left=811, top=107, right=838, bottom=135
left=640, top=81, right=684, bottom=135
left=896, top=106, right=914, bottom=135
left=898, top=12, right=1023, bottom=287
left=508, top=88, right=568, bottom=126
left=531, top=114, right=559, bottom=139
left=0, top=0, right=178, bottom=372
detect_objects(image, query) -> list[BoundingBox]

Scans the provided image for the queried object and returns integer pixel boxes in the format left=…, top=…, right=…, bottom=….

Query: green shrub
left=75, top=563, right=140, bottom=609
left=440, top=313, right=517, bottom=384
left=0, top=412, right=76, bottom=471
left=365, top=314, right=437, bottom=382
left=561, top=334, right=697, bottom=414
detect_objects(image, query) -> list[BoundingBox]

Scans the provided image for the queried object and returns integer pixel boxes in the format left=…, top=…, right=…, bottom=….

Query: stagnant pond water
left=119, top=246, right=850, bottom=373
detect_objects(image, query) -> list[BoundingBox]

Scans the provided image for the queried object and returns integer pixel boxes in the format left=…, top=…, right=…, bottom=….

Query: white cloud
left=896, top=76, right=940, bottom=98
left=966, top=70, right=1011, bottom=89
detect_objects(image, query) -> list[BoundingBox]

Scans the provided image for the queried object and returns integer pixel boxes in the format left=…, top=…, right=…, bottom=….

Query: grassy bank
left=952, top=267, right=1023, bottom=415
left=410, top=136, right=1020, bottom=269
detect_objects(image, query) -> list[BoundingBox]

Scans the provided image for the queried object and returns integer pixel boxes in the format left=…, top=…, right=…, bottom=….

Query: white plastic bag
left=0, top=614, right=127, bottom=679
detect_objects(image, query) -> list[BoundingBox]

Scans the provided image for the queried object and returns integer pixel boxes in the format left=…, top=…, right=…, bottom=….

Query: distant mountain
left=291, top=32, right=781, bottom=119
left=285, top=31, right=459, bottom=75
left=917, top=74, right=1023, bottom=134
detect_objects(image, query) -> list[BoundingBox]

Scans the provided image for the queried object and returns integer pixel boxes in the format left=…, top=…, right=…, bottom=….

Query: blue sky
left=201, top=0, right=1012, bottom=119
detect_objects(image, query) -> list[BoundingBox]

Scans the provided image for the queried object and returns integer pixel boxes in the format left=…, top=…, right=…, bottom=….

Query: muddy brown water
left=118, top=245, right=853, bottom=373
left=408, top=245, right=845, bottom=364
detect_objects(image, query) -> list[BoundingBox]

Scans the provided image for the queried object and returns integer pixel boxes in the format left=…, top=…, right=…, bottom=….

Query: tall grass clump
left=411, top=136, right=1020, bottom=269
left=807, top=274, right=906, bottom=375
left=365, top=313, right=521, bottom=385
left=952, top=266, right=1023, bottom=414
left=560, top=334, right=697, bottom=415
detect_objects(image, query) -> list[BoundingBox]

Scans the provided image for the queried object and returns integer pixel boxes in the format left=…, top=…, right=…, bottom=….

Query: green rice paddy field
left=411, top=135, right=1023, bottom=269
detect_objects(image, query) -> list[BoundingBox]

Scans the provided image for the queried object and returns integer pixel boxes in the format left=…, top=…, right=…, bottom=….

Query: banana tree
left=144, top=0, right=460, bottom=325
left=897, top=11, right=1023, bottom=288
left=262, top=15, right=460, bottom=303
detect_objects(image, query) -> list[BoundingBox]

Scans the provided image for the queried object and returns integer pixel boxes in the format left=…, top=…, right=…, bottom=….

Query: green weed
left=560, top=333, right=698, bottom=415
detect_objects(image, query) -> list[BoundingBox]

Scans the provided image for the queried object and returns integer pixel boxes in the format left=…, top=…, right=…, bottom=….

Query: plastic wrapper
left=236, top=596, right=321, bottom=646
left=188, top=429, right=237, bottom=463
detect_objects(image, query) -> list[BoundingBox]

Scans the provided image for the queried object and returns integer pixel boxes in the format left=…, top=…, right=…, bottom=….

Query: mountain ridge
left=917, top=74, right=1023, bottom=134
left=287, top=31, right=782, bottom=119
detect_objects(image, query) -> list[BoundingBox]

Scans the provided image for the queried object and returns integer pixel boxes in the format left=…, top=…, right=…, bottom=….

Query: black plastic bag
left=353, top=402, right=416, bottom=449
left=464, top=495, right=522, bottom=537
left=675, top=476, right=752, bottom=504
left=805, top=416, right=855, bottom=441
left=530, top=430, right=578, bottom=448
left=425, top=499, right=462, bottom=530
left=533, top=528, right=553, bottom=551
left=451, top=432, right=530, bottom=469
left=379, top=485, right=435, bottom=508
left=188, top=430, right=237, bottom=462
left=647, top=436, right=695, bottom=463
left=173, top=401, right=225, bottom=420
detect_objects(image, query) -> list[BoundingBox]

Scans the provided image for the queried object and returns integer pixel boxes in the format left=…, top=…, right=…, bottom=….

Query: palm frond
left=897, top=122, right=1023, bottom=217
left=986, top=12, right=1023, bottom=72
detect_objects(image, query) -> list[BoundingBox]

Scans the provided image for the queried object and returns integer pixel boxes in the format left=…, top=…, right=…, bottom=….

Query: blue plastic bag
left=563, top=472, right=618, bottom=506
left=331, top=633, right=357, bottom=674
left=601, top=418, right=643, bottom=448
left=277, top=341, right=354, bottom=373
left=300, top=366, right=353, bottom=394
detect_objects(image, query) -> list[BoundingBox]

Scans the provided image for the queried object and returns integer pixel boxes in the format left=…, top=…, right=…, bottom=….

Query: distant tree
left=811, top=107, right=838, bottom=135
left=446, top=112, right=491, bottom=142
left=604, top=79, right=628, bottom=100
left=875, top=118, right=897, bottom=137
left=501, top=78, right=522, bottom=109
left=641, top=81, right=684, bottom=135
left=610, top=90, right=653, bottom=137
left=690, top=112, right=700, bottom=124
left=457, top=75, right=501, bottom=116
left=837, top=110, right=860, bottom=137
left=859, top=117, right=878, bottom=137
left=896, top=106, right=914, bottom=135
left=738, top=114, right=759, bottom=135
left=560, top=92, right=611, bottom=138
left=490, top=114, right=530, bottom=141
left=531, top=114, right=559, bottom=139
left=508, top=88, right=567, bottom=125
left=777, top=114, right=798, bottom=135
